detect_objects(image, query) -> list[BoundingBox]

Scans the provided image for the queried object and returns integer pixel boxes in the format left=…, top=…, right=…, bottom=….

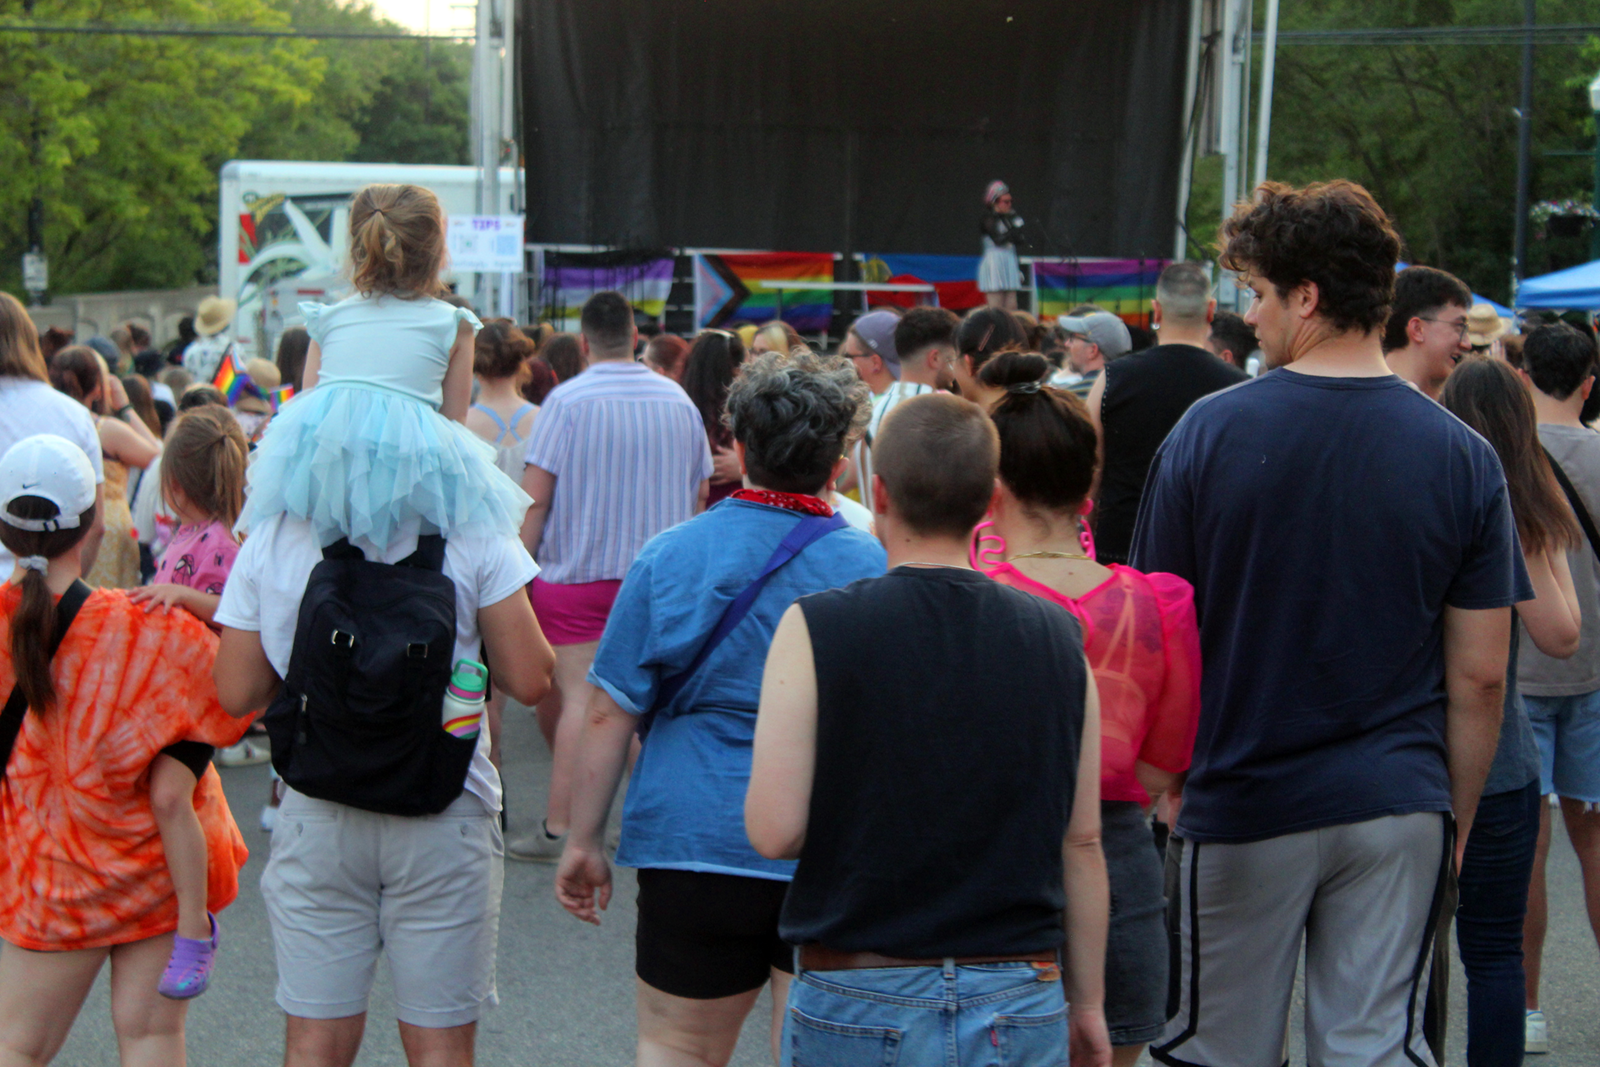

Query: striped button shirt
left=524, top=359, right=713, bottom=584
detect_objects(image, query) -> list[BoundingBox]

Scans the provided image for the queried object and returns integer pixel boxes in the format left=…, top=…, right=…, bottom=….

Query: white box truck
left=218, top=160, right=521, bottom=362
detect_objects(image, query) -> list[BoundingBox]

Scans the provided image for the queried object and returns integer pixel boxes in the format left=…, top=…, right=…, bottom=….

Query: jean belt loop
left=942, top=956, right=956, bottom=981
left=793, top=945, right=803, bottom=976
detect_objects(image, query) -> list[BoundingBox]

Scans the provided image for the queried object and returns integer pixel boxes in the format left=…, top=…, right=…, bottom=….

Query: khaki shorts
left=261, top=788, right=504, bottom=1028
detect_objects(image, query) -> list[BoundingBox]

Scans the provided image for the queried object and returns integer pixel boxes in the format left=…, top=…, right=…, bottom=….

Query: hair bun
left=978, top=350, right=1051, bottom=389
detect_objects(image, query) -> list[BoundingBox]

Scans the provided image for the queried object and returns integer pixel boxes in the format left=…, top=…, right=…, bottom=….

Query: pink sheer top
left=981, top=546, right=1201, bottom=804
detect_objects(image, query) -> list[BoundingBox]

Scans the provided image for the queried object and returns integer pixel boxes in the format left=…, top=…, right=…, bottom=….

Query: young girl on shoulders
left=128, top=406, right=251, bottom=999
left=236, top=183, right=530, bottom=550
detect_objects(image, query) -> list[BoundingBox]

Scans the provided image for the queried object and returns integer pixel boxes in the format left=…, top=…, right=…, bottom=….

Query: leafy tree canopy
left=0, top=0, right=469, bottom=298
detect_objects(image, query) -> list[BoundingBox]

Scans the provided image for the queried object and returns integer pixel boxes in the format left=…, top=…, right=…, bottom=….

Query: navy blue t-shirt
left=1130, top=369, right=1531, bottom=843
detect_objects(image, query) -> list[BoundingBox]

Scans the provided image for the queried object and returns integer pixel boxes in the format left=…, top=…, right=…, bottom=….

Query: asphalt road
left=50, top=703, right=1600, bottom=1066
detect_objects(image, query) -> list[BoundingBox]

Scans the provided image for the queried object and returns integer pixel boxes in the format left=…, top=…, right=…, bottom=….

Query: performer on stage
left=978, top=181, right=1027, bottom=309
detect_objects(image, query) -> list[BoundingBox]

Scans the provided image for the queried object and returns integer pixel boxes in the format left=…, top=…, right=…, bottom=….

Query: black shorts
left=159, top=741, right=215, bottom=779
left=635, top=868, right=793, bottom=1000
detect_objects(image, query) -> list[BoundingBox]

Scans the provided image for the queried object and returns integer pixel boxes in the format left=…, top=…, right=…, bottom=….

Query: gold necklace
left=1007, top=549, right=1093, bottom=562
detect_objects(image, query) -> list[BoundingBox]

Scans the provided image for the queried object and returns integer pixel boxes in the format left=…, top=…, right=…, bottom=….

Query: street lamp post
left=1590, top=69, right=1600, bottom=261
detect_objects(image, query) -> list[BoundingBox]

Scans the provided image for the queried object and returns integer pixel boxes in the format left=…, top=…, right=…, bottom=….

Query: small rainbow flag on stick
left=268, top=385, right=295, bottom=413
left=211, top=349, right=249, bottom=404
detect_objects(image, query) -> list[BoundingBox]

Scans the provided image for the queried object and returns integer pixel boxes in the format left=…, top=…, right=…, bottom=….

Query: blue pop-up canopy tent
left=1517, top=260, right=1600, bottom=310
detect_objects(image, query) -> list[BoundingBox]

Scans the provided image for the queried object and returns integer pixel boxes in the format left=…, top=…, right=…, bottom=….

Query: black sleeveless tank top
left=1095, top=343, right=1248, bottom=565
left=779, top=566, right=1087, bottom=958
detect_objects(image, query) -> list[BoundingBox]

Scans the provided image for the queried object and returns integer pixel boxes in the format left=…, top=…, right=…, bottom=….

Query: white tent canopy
left=1517, top=260, right=1600, bottom=310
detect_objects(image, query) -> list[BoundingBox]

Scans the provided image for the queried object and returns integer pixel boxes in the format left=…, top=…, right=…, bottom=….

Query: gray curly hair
left=725, top=347, right=872, bottom=494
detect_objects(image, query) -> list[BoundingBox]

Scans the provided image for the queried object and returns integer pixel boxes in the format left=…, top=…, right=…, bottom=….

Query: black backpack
left=263, top=535, right=476, bottom=816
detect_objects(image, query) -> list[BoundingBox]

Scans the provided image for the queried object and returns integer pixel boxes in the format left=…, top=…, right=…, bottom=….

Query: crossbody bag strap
left=0, top=579, right=91, bottom=780
left=1543, top=446, right=1600, bottom=560
left=640, top=512, right=848, bottom=737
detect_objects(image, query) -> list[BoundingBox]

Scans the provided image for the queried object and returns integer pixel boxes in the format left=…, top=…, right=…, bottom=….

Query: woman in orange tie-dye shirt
left=0, top=433, right=249, bottom=1067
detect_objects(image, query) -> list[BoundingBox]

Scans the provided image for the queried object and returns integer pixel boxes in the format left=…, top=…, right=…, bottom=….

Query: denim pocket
left=992, top=1001, right=1068, bottom=1066
left=789, top=1007, right=901, bottom=1067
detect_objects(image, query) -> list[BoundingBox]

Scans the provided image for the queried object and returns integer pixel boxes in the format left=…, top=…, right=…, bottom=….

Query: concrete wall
left=24, top=285, right=218, bottom=349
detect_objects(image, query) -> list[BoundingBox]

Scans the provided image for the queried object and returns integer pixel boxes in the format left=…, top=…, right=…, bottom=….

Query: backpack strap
left=0, top=579, right=92, bottom=781
left=1544, top=446, right=1600, bottom=560
left=640, top=512, right=847, bottom=738
left=322, top=536, right=447, bottom=572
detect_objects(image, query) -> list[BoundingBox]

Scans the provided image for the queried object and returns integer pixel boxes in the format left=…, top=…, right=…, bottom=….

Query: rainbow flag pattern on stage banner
left=1032, top=258, right=1168, bottom=328
left=693, top=252, right=834, bottom=332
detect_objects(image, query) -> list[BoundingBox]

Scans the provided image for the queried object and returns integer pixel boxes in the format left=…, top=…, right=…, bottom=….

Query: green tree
left=1188, top=0, right=1598, bottom=303
left=0, top=0, right=323, bottom=295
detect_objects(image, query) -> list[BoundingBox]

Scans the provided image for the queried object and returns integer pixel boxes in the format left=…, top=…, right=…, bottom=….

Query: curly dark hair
left=1218, top=180, right=1401, bottom=334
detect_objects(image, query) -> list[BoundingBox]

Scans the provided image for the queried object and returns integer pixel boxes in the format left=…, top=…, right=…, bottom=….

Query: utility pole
left=1512, top=0, right=1535, bottom=297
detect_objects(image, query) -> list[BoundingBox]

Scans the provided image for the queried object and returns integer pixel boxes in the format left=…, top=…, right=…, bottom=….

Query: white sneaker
left=1526, top=1010, right=1549, bottom=1054
left=216, top=740, right=271, bottom=767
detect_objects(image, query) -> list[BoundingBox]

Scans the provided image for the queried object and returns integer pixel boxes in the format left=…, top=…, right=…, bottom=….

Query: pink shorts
left=527, top=577, right=623, bottom=646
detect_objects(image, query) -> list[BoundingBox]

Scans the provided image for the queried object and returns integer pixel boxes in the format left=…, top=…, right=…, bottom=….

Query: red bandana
left=730, top=488, right=834, bottom=517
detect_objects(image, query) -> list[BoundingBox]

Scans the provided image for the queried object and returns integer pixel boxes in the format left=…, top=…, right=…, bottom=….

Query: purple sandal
left=159, top=912, right=218, bottom=1000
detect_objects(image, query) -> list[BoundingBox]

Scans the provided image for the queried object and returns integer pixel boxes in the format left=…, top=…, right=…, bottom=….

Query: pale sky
left=368, top=0, right=470, bottom=36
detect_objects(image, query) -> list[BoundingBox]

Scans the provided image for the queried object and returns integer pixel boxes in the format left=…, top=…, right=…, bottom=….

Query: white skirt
left=977, top=238, right=1022, bottom=293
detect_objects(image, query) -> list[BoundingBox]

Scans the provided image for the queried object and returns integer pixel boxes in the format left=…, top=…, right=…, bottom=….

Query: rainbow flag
left=212, top=349, right=248, bottom=404
left=268, top=385, right=296, bottom=412
left=1032, top=258, right=1168, bottom=328
left=694, top=252, right=834, bottom=332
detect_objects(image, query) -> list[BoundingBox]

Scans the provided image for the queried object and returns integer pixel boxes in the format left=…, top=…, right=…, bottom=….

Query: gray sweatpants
left=1153, top=812, right=1450, bottom=1067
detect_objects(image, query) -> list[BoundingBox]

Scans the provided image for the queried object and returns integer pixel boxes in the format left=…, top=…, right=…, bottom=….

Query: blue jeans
left=1456, top=780, right=1541, bottom=1067
left=782, top=959, right=1068, bottom=1066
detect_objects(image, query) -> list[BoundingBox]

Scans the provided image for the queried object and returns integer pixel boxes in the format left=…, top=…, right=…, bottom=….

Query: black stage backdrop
left=521, top=0, right=1190, bottom=259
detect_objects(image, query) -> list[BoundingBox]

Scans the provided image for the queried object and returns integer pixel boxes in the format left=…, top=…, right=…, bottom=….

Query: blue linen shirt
left=589, top=498, right=887, bottom=880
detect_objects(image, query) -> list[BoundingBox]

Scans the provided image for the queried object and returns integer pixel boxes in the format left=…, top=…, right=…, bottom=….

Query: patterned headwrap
left=984, top=180, right=1010, bottom=206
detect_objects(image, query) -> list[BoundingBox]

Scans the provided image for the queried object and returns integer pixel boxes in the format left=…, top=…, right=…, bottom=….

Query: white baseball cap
left=0, top=435, right=98, bottom=532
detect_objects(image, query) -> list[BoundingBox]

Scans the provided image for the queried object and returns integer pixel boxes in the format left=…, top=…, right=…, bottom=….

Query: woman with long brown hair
left=1441, top=356, right=1582, bottom=1067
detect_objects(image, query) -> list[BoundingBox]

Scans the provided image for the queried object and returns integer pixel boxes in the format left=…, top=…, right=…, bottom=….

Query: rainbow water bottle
left=442, top=660, right=489, bottom=739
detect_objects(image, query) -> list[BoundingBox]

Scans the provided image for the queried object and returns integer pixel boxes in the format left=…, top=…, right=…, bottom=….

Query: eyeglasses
left=1419, top=317, right=1470, bottom=339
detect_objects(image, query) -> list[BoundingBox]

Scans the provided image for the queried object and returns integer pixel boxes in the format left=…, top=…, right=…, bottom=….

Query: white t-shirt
left=831, top=491, right=874, bottom=534
left=0, top=378, right=106, bottom=573
left=215, top=513, right=538, bottom=812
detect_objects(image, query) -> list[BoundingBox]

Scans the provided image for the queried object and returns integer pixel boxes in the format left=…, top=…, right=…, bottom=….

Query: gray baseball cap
left=850, top=311, right=902, bottom=379
left=1058, top=312, right=1132, bottom=359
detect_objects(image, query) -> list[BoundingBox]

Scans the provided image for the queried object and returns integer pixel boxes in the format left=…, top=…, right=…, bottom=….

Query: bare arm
left=1443, top=604, right=1510, bottom=869
left=553, top=688, right=638, bottom=924
left=1085, top=370, right=1106, bottom=503
left=98, top=417, right=160, bottom=470
left=1062, top=662, right=1111, bottom=1065
left=79, top=483, right=105, bottom=573
left=746, top=605, right=817, bottom=860
left=478, top=588, right=555, bottom=707
left=105, top=375, right=163, bottom=453
left=440, top=320, right=475, bottom=423
left=214, top=627, right=282, bottom=718
left=519, top=464, right=556, bottom=559
left=1518, top=547, right=1581, bottom=659
left=696, top=478, right=710, bottom=514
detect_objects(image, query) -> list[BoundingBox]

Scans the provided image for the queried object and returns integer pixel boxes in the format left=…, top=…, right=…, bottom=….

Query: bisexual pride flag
left=1033, top=258, right=1167, bottom=328
left=693, top=252, right=834, bottom=333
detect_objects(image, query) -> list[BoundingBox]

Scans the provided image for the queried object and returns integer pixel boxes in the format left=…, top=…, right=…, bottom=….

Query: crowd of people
left=0, top=175, right=1597, bottom=1067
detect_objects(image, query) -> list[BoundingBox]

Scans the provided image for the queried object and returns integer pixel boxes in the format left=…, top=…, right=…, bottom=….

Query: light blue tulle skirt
left=237, top=382, right=533, bottom=547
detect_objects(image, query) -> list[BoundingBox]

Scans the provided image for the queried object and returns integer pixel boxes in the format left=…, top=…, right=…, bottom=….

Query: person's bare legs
left=1111, top=1044, right=1145, bottom=1067
left=544, top=639, right=600, bottom=836
left=396, top=1021, right=477, bottom=1067
left=0, top=941, right=106, bottom=1066
left=148, top=756, right=211, bottom=940
left=766, top=970, right=790, bottom=1066
left=1560, top=797, right=1600, bottom=954
left=985, top=292, right=1006, bottom=308
left=284, top=1014, right=365, bottom=1067
left=1524, top=800, right=1554, bottom=1011
left=637, top=978, right=767, bottom=1067
left=107, top=935, right=189, bottom=1067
